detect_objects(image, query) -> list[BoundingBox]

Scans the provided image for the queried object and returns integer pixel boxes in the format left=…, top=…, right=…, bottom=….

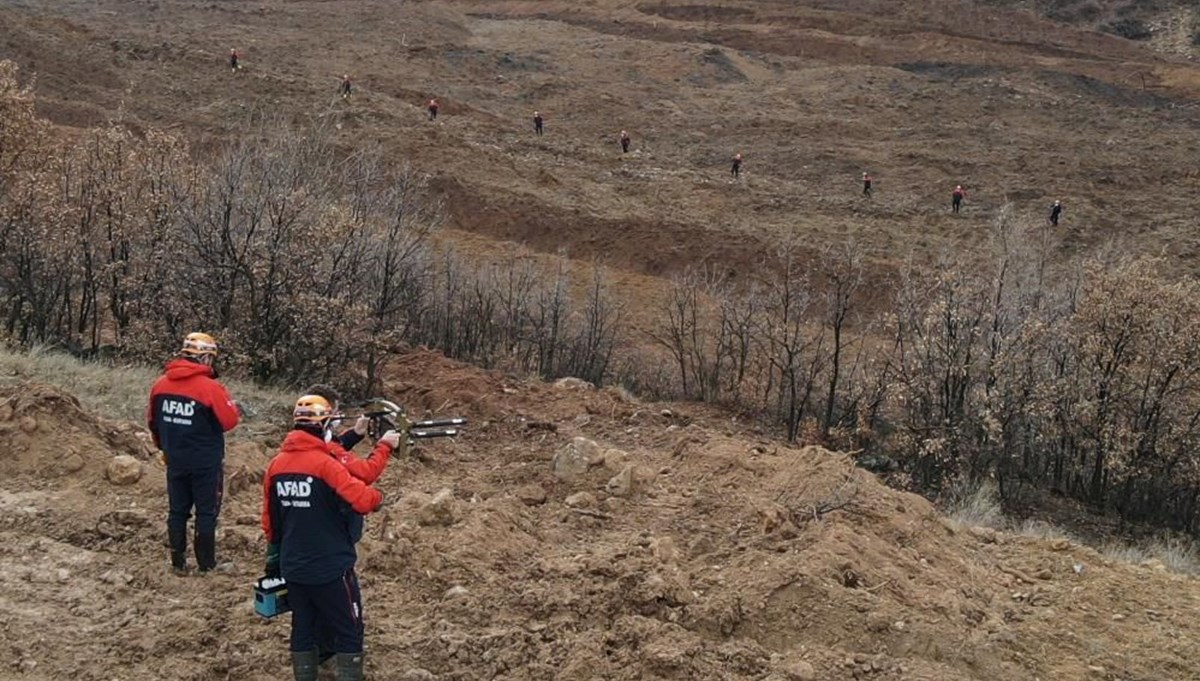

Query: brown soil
left=5, top=0, right=1200, bottom=300
left=1, top=354, right=1197, bottom=680
left=3, top=1, right=1200, bottom=679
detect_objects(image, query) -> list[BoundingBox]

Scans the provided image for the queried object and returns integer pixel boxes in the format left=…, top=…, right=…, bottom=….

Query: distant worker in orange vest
left=534, top=111, right=544, bottom=136
left=952, top=185, right=966, bottom=214
left=1048, top=199, right=1063, bottom=226
left=229, top=48, right=239, bottom=72
left=340, top=74, right=353, bottom=99
left=862, top=172, right=873, bottom=198
left=731, top=153, right=743, bottom=179
left=428, top=98, right=439, bottom=121
left=620, top=130, right=631, bottom=154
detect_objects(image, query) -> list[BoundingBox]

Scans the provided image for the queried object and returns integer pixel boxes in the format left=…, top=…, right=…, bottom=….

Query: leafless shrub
left=0, top=61, right=627, bottom=395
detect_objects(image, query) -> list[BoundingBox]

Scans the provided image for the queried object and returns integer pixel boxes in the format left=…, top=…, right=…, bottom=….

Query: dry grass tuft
left=0, top=346, right=294, bottom=432
left=945, top=480, right=1005, bottom=529
left=1102, top=536, right=1200, bottom=576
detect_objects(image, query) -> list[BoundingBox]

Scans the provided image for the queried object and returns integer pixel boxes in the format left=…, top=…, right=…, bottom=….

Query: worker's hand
left=264, top=543, right=280, bottom=579
left=353, top=415, right=371, bottom=436
left=379, top=430, right=401, bottom=449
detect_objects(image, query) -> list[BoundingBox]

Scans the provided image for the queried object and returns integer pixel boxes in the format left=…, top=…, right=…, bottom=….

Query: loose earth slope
left=0, top=351, right=1197, bottom=680
left=4, top=0, right=1200, bottom=289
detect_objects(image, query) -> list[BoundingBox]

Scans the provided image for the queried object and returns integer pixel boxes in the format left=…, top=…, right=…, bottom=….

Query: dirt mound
left=0, top=383, right=155, bottom=486
left=0, top=360, right=1196, bottom=680
left=385, top=347, right=512, bottom=420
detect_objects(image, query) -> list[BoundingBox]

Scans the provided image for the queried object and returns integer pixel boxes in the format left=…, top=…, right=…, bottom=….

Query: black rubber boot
left=335, top=652, right=365, bottom=681
left=168, top=525, right=188, bottom=573
left=195, top=531, right=217, bottom=572
left=291, top=650, right=320, bottom=681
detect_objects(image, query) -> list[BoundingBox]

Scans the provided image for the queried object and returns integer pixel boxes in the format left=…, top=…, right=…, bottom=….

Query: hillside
left=3, top=1, right=1200, bottom=678
left=0, top=349, right=1197, bottom=680
left=4, top=0, right=1200, bottom=298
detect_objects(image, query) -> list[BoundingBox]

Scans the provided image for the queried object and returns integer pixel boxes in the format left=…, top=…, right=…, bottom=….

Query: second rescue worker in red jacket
left=148, top=332, right=240, bottom=574
left=263, top=395, right=397, bottom=681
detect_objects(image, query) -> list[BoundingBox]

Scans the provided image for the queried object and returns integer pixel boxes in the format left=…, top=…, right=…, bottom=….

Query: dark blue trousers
left=166, top=465, right=224, bottom=534
left=289, top=570, right=364, bottom=654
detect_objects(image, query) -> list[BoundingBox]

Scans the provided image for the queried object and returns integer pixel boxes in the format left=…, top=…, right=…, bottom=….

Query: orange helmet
left=180, top=332, right=219, bottom=357
left=293, top=394, right=339, bottom=425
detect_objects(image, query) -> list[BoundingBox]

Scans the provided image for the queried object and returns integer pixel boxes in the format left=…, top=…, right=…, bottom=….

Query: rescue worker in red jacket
left=862, top=171, right=873, bottom=197
left=731, top=153, right=743, bottom=179
left=428, top=98, right=439, bottom=120
left=263, top=395, right=398, bottom=681
left=230, top=48, right=239, bottom=72
left=340, top=74, right=352, bottom=99
left=304, top=385, right=369, bottom=449
left=148, top=332, right=240, bottom=574
left=302, top=385, right=401, bottom=671
left=952, top=185, right=966, bottom=214
left=533, top=110, right=544, bottom=136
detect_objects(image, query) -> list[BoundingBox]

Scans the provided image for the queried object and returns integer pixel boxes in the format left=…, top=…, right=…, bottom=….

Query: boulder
left=416, top=488, right=458, bottom=527
left=443, top=585, right=470, bottom=599
left=553, top=437, right=602, bottom=481
left=105, top=455, right=143, bottom=485
left=652, top=536, right=678, bottom=564
left=605, top=465, right=637, bottom=497
left=59, top=452, right=86, bottom=474
left=565, top=491, right=597, bottom=509
left=516, top=484, right=548, bottom=506
left=785, top=661, right=817, bottom=681
left=19, top=416, right=38, bottom=434
left=601, top=447, right=629, bottom=472
left=553, top=377, right=594, bottom=391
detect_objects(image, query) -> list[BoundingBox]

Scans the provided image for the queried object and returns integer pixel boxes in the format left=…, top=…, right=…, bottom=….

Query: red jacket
left=330, top=438, right=394, bottom=485
left=147, top=359, right=239, bottom=470
left=262, top=429, right=383, bottom=584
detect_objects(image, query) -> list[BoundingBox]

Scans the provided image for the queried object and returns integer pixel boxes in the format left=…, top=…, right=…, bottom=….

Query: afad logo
left=276, top=477, right=313, bottom=498
left=161, top=399, right=196, bottom=416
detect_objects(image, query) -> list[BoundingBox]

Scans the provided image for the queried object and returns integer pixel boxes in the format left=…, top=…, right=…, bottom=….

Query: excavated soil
left=3, top=1, right=1200, bottom=678
left=0, top=351, right=1197, bottom=680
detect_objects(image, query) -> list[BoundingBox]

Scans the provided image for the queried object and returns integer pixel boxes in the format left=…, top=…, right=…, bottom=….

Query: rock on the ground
left=515, top=484, right=548, bottom=506
left=554, top=377, right=594, bottom=390
left=565, top=491, right=597, bottom=508
left=99, top=569, right=133, bottom=585
left=969, top=526, right=997, bottom=543
left=553, top=437, right=603, bottom=481
left=602, top=447, right=628, bottom=472
left=606, top=464, right=637, bottom=497
left=401, top=670, right=436, bottom=681
left=416, top=488, right=458, bottom=526
left=59, top=452, right=86, bottom=474
left=443, top=585, right=470, bottom=599
left=784, top=660, right=817, bottom=681
left=652, top=536, right=678, bottom=563
left=19, top=416, right=38, bottom=433
left=105, top=455, right=143, bottom=485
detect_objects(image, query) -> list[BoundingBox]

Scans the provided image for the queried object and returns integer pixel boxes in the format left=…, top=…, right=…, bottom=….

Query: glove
left=353, top=415, right=371, bottom=436
left=265, top=543, right=280, bottom=578
left=379, top=430, right=401, bottom=449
